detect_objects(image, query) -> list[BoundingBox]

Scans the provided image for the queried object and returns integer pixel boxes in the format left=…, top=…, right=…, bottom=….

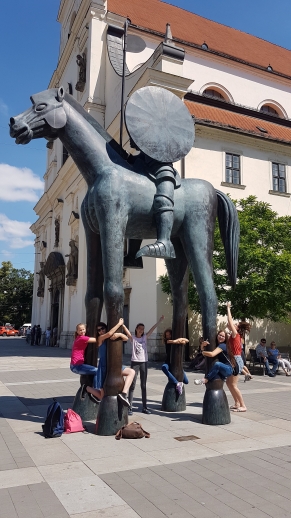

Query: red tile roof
left=108, top=0, right=291, bottom=79
left=185, top=100, right=291, bottom=144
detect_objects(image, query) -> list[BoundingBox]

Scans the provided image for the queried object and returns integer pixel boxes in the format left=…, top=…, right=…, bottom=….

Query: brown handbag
left=115, top=422, right=150, bottom=440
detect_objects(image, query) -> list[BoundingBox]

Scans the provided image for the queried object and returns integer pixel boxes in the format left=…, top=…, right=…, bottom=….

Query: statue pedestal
left=202, top=378, right=231, bottom=425
left=72, top=387, right=99, bottom=421
left=161, top=382, right=186, bottom=412
left=95, top=396, right=128, bottom=436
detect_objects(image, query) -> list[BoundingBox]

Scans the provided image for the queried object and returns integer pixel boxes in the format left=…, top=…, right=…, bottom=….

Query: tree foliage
left=160, top=196, right=291, bottom=322
left=0, top=261, right=33, bottom=328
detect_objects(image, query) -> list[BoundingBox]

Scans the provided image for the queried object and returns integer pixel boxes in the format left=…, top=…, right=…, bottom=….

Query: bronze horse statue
left=10, top=87, right=239, bottom=430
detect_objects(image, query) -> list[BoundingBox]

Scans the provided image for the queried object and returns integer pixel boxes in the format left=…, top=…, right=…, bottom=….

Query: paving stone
left=3, top=339, right=291, bottom=518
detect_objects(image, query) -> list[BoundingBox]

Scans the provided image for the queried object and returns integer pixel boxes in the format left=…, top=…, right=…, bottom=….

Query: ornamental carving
left=36, top=261, right=45, bottom=297
left=65, top=239, right=79, bottom=286
left=75, top=53, right=86, bottom=92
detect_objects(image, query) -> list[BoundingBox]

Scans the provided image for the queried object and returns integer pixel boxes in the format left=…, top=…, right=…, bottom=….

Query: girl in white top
left=123, top=316, right=164, bottom=415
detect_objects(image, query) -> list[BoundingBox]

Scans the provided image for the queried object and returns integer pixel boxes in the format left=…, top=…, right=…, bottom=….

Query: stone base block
left=72, top=387, right=99, bottom=421
left=161, top=382, right=186, bottom=412
left=96, top=395, right=128, bottom=436
left=202, top=378, right=231, bottom=425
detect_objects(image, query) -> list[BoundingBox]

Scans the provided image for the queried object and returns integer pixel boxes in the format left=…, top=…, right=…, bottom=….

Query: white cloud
left=0, top=164, right=44, bottom=202
left=0, top=99, right=8, bottom=116
left=0, top=214, right=34, bottom=249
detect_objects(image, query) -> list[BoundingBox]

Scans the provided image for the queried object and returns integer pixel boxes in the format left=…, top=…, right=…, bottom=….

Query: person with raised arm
left=123, top=316, right=164, bottom=415
left=226, top=302, right=247, bottom=411
left=70, top=318, right=130, bottom=404
left=85, top=321, right=135, bottom=407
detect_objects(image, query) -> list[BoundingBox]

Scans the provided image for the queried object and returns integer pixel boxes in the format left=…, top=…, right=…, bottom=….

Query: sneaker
left=118, top=392, right=130, bottom=407
left=176, top=382, right=183, bottom=395
left=80, top=384, right=87, bottom=400
left=142, top=408, right=151, bottom=414
left=89, top=393, right=101, bottom=404
left=128, top=408, right=133, bottom=416
left=194, top=379, right=205, bottom=385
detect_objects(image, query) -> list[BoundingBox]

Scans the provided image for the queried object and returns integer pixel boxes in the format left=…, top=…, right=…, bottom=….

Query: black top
left=215, top=342, right=229, bottom=364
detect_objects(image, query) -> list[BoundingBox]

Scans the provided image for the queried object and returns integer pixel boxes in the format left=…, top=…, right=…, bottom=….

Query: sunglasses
left=97, top=327, right=105, bottom=332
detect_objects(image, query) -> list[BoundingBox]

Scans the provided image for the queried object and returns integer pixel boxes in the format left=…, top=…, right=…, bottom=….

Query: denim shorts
left=234, top=355, right=244, bottom=374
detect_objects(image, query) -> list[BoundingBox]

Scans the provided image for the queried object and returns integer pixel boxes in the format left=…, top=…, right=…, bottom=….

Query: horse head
left=10, top=86, right=67, bottom=145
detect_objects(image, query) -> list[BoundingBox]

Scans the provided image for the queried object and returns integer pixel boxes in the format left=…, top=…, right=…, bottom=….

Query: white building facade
left=31, top=0, right=291, bottom=356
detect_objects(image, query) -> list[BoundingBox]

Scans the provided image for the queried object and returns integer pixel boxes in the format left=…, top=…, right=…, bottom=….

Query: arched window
left=202, top=88, right=226, bottom=101
left=259, top=104, right=279, bottom=117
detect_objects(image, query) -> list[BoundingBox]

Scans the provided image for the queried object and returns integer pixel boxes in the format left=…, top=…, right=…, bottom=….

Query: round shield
left=125, top=86, right=194, bottom=163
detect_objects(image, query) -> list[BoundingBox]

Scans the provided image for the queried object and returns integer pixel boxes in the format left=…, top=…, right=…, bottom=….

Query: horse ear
left=57, top=86, right=65, bottom=102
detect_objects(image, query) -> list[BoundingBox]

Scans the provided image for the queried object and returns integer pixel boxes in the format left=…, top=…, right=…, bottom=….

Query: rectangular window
left=272, top=162, right=286, bottom=193
left=225, top=153, right=240, bottom=184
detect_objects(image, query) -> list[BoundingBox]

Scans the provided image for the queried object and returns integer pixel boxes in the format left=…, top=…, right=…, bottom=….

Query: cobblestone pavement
left=1, top=337, right=291, bottom=517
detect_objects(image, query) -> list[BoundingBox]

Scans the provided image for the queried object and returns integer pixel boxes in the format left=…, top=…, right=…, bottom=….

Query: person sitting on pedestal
left=161, top=328, right=189, bottom=395
left=194, top=332, right=233, bottom=385
left=85, top=322, right=135, bottom=407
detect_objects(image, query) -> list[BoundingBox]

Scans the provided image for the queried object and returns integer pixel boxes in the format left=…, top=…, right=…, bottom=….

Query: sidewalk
left=1, top=338, right=291, bottom=518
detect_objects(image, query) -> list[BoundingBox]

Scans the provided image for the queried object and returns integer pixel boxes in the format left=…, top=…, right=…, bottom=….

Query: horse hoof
left=135, top=241, right=176, bottom=259
left=123, top=255, right=143, bottom=269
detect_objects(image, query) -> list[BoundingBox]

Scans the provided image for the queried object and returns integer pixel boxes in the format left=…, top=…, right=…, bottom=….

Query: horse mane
left=64, top=93, right=128, bottom=159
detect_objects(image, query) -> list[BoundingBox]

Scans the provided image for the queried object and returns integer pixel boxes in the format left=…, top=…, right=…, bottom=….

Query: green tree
left=0, top=261, right=33, bottom=329
left=160, top=196, right=291, bottom=322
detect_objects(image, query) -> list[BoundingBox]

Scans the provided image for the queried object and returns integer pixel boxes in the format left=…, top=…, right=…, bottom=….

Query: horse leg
left=162, top=238, right=188, bottom=412
left=123, top=239, right=143, bottom=269
left=96, top=213, right=127, bottom=435
left=181, top=222, right=230, bottom=425
left=72, top=202, right=104, bottom=421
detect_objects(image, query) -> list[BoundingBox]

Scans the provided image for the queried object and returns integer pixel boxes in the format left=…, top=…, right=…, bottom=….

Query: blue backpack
left=42, top=398, right=65, bottom=438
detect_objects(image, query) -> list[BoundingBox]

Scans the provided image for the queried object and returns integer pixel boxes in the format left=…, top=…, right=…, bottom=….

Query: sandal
left=231, top=407, right=247, bottom=412
left=229, top=405, right=239, bottom=409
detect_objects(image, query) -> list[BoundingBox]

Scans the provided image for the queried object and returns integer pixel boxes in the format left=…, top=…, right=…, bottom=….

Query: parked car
left=0, top=326, right=19, bottom=337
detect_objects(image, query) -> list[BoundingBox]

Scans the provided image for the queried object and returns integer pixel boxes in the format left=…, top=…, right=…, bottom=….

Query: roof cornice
left=128, top=22, right=291, bottom=84
left=185, top=92, right=291, bottom=129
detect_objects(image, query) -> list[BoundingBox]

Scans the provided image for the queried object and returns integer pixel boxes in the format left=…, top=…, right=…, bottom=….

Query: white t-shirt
left=131, top=334, right=148, bottom=362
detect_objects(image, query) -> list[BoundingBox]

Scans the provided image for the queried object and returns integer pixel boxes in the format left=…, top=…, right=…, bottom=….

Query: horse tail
left=216, top=190, right=240, bottom=288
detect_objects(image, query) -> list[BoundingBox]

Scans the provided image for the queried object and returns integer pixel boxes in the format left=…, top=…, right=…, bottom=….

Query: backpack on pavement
left=42, top=398, right=65, bottom=438
left=115, top=422, right=150, bottom=440
left=64, top=409, right=85, bottom=433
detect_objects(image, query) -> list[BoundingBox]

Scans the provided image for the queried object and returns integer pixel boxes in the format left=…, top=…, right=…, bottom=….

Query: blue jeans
left=162, top=364, right=189, bottom=385
left=268, top=357, right=279, bottom=373
left=206, top=362, right=233, bottom=382
left=70, top=363, right=99, bottom=389
left=257, top=357, right=277, bottom=374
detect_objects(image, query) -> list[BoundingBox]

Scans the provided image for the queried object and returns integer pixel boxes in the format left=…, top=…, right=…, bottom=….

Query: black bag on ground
left=42, top=398, right=65, bottom=438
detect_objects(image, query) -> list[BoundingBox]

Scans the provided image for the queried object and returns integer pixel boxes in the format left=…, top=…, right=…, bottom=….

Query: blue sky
left=0, top=0, right=290, bottom=272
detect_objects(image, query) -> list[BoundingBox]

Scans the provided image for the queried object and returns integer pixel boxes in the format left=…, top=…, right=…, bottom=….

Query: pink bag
left=64, top=409, right=85, bottom=433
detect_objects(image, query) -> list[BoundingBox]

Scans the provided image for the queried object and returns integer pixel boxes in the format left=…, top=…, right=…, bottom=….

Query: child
left=86, top=322, right=135, bottom=407
left=123, top=316, right=164, bottom=415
